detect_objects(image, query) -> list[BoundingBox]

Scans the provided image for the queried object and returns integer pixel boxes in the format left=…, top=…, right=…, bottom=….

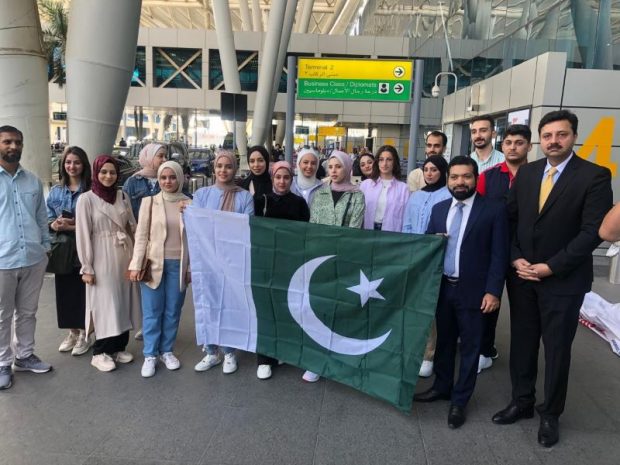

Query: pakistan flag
left=184, top=207, right=445, bottom=411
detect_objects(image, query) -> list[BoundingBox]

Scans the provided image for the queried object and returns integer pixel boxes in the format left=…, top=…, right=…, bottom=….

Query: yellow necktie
left=538, top=167, right=557, bottom=212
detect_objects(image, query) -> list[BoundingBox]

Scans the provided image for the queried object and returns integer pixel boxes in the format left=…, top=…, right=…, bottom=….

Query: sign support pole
left=407, top=59, right=424, bottom=174
left=285, top=55, right=297, bottom=164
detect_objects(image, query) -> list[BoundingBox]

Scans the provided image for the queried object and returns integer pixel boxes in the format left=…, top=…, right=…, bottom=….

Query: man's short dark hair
left=470, top=115, right=495, bottom=129
left=426, top=130, right=448, bottom=147
left=0, top=125, right=23, bottom=140
left=538, top=110, right=578, bottom=135
left=504, top=124, right=532, bottom=143
left=448, top=155, right=478, bottom=178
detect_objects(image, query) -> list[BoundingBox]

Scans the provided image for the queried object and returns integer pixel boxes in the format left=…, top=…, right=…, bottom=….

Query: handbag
left=127, top=197, right=153, bottom=282
left=46, top=231, right=79, bottom=275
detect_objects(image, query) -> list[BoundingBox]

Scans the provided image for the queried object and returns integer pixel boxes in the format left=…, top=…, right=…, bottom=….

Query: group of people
left=0, top=108, right=615, bottom=449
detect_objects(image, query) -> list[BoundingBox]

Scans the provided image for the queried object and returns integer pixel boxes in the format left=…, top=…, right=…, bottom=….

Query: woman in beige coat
left=128, top=161, right=190, bottom=378
left=76, top=155, right=141, bottom=372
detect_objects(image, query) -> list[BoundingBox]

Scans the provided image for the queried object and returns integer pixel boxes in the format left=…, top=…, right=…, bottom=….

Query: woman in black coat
left=254, top=161, right=309, bottom=380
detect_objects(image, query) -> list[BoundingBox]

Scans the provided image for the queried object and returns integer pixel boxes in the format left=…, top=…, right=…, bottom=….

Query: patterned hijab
left=91, top=155, right=118, bottom=204
left=214, top=150, right=243, bottom=212
left=134, top=143, right=166, bottom=179
left=328, top=150, right=359, bottom=192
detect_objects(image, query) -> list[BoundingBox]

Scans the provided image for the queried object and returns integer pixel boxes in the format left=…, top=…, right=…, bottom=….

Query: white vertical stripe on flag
left=184, top=207, right=257, bottom=352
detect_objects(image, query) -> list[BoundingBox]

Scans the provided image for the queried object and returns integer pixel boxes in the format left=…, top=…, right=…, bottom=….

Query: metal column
left=298, top=0, right=315, bottom=33
left=0, top=0, right=51, bottom=182
left=213, top=0, right=248, bottom=160
left=266, top=0, right=298, bottom=139
left=251, top=0, right=287, bottom=146
left=65, top=0, right=141, bottom=163
left=285, top=55, right=297, bottom=164
left=407, top=59, right=424, bottom=174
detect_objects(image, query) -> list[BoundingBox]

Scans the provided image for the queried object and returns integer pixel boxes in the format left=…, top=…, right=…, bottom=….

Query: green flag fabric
left=184, top=206, right=446, bottom=411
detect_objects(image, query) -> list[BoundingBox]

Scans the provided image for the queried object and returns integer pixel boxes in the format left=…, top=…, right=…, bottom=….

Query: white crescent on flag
left=286, top=255, right=392, bottom=356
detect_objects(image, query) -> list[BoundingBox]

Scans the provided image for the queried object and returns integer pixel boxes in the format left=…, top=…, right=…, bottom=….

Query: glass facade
left=131, top=46, right=146, bottom=87
left=357, top=1, right=619, bottom=71
left=154, top=47, right=202, bottom=89
left=208, top=50, right=259, bottom=91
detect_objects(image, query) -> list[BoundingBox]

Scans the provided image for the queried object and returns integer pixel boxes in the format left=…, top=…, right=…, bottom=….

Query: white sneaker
left=478, top=355, right=493, bottom=374
left=58, top=331, right=78, bottom=352
left=302, top=370, right=320, bottom=383
left=71, top=331, right=94, bottom=356
left=257, top=364, right=272, bottom=380
left=134, top=329, right=143, bottom=341
left=194, top=354, right=222, bottom=372
left=160, top=352, right=180, bottom=370
left=141, top=357, right=157, bottom=378
left=113, top=351, right=134, bottom=364
left=223, top=353, right=238, bottom=374
left=91, top=354, right=116, bottom=372
left=419, top=360, right=434, bottom=378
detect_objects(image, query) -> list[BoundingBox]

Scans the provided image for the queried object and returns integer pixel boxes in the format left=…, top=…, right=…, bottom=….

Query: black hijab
left=421, top=155, right=448, bottom=192
left=240, top=145, right=272, bottom=196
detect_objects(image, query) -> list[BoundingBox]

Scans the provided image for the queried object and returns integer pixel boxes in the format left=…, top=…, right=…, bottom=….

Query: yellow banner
left=318, top=126, right=346, bottom=136
left=298, top=58, right=412, bottom=81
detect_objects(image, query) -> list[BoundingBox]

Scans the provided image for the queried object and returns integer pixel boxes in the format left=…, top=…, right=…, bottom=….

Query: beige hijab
left=157, top=161, right=188, bottom=202
left=214, top=150, right=243, bottom=212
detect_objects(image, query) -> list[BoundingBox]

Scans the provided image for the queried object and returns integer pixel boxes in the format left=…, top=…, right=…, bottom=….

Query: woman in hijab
left=253, top=161, right=310, bottom=380
left=302, top=150, right=365, bottom=383
left=192, top=150, right=254, bottom=375
left=402, top=155, right=451, bottom=379
left=402, top=155, right=451, bottom=235
left=123, top=143, right=167, bottom=220
left=239, top=145, right=272, bottom=197
left=290, top=148, right=323, bottom=205
left=360, top=145, right=409, bottom=232
left=75, top=155, right=141, bottom=372
left=128, top=161, right=191, bottom=378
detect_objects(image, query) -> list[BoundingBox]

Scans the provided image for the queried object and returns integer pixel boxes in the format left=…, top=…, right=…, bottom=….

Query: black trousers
left=506, top=271, right=583, bottom=418
left=54, top=268, right=86, bottom=329
left=256, top=353, right=277, bottom=366
left=93, top=331, right=129, bottom=356
left=432, top=278, right=483, bottom=407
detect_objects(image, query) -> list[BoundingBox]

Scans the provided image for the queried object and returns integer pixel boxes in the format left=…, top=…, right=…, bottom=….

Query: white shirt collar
left=450, top=192, right=476, bottom=208
left=545, top=152, right=573, bottom=175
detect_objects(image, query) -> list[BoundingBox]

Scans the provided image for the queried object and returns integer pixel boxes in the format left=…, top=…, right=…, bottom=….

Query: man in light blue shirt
left=469, top=115, right=505, bottom=173
left=0, top=125, right=52, bottom=390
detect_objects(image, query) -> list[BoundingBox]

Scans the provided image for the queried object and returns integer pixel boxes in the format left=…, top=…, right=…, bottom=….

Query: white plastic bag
left=579, top=292, right=620, bottom=356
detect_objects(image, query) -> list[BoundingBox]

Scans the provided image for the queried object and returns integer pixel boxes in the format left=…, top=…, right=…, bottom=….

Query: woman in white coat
left=76, top=155, right=141, bottom=372
left=128, top=161, right=191, bottom=378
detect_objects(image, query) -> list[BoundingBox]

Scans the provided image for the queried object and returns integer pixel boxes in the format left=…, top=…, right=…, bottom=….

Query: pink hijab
left=328, top=150, right=358, bottom=192
left=134, top=143, right=166, bottom=178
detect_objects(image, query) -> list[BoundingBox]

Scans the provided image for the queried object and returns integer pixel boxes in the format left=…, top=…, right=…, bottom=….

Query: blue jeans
left=205, top=345, right=235, bottom=355
left=140, top=259, right=186, bottom=357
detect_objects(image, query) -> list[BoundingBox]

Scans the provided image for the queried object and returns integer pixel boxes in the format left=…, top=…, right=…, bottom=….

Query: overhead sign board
left=297, top=58, right=412, bottom=102
left=295, top=125, right=310, bottom=135
left=318, top=126, right=346, bottom=136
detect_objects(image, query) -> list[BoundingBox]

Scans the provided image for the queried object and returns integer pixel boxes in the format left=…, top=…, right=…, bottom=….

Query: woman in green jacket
left=303, top=150, right=365, bottom=383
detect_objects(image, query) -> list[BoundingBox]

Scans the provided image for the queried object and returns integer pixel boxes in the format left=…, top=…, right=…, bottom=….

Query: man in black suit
left=492, top=110, right=613, bottom=447
left=414, top=156, right=509, bottom=429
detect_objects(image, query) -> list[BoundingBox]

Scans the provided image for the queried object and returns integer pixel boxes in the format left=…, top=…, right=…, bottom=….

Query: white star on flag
left=347, top=270, right=385, bottom=307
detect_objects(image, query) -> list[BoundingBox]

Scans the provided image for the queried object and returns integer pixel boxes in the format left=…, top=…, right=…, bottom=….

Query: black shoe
left=413, top=388, right=451, bottom=403
left=448, top=405, right=466, bottom=429
left=538, top=416, right=559, bottom=447
left=492, top=402, right=535, bottom=425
